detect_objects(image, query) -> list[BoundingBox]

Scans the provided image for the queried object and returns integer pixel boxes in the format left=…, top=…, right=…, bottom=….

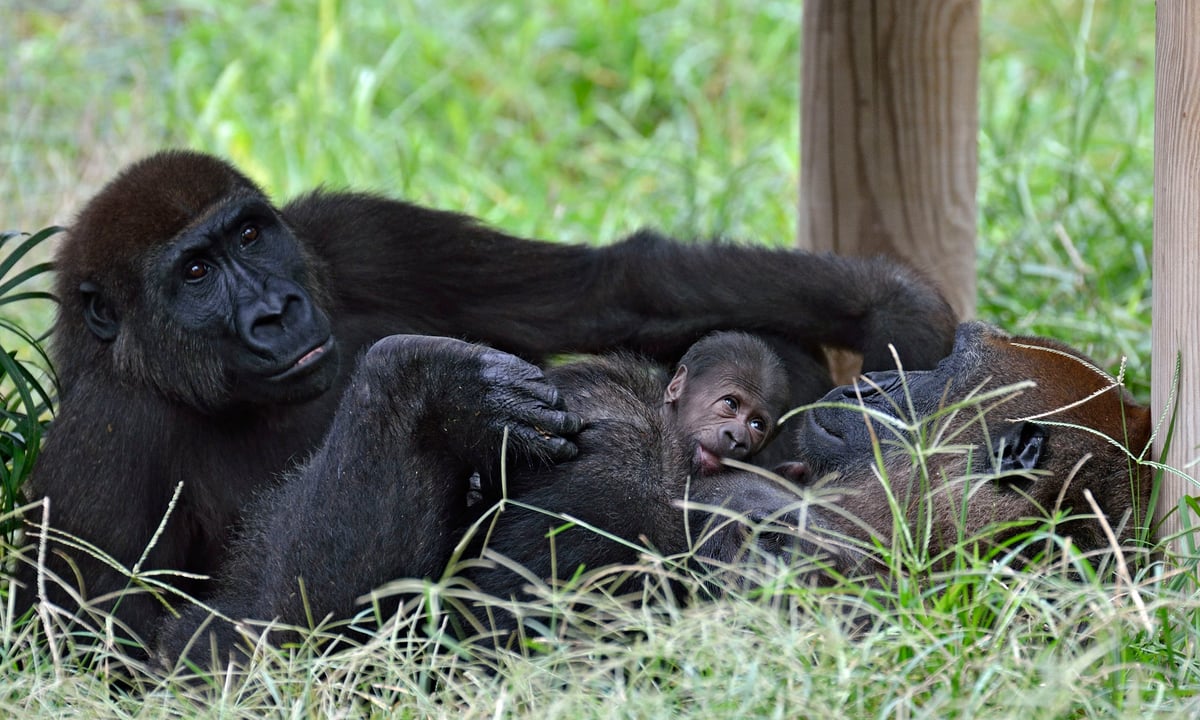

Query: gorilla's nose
left=722, top=426, right=749, bottom=457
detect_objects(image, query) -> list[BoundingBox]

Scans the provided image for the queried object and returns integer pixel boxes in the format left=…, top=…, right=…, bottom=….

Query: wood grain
left=800, top=0, right=979, bottom=320
left=1153, top=1, right=1200, bottom=548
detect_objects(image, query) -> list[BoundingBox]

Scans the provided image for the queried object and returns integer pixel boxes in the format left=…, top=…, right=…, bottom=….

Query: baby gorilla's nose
left=721, top=423, right=750, bottom=459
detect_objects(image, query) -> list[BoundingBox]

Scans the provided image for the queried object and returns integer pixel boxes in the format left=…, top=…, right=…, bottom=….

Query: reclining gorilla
left=13, top=150, right=956, bottom=655
left=785, top=321, right=1153, bottom=578
left=156, top=336, right=804, bottom=665
left=156, top=321, right=1153, bottom=669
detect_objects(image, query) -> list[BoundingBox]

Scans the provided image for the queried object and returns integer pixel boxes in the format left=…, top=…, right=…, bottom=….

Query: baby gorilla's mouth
left=694, top=444, right=724, bottom=476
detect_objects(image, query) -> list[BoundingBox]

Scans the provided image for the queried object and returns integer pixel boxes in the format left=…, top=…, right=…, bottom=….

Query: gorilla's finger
left=507, top=426, right=578, bottom=462
left=478, top=352, right=567, bottom=410
left=521, top=407, right=583, bottom=437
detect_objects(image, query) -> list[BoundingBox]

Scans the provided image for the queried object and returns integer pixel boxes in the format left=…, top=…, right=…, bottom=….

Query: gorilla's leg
left=157, top=335, right=581, bottom=668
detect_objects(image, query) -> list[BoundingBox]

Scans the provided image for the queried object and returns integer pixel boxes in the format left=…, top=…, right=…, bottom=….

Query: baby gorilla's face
left=664, top=366, right=775, bottom=475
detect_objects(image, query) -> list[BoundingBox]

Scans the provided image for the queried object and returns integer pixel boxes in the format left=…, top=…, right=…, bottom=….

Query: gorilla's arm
left=457, top=358, right=689, bottom=631
left=156, top=335, right=581, bottom=668
left=14, top=385, right=189, bottom=643
left=589, top=231, right=956, bottom=372
left=285, top=194, right=956, bottom=371
left=15, top=378, right=313, bottom=649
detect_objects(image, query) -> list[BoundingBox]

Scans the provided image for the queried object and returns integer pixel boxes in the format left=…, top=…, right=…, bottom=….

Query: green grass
left=978, top=0, right=1153, bottom=398
left=0, top=0, right=1179, bottom=717
left=0, top=228, right=56, bottom=543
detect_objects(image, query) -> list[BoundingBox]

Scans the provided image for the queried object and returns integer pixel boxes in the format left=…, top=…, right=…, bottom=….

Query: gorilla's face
left=141, top=192, right=340, bottom=409
left=790, top=321, right=1152, bottom=561
left=68, top=153, right=340, bottom=410
left=664, top=365, right=776, bottom=475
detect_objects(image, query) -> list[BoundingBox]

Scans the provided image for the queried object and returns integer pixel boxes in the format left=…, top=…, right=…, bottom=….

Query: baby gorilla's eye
left=239, top=224, right=261, bottom=247
left=184, top=261, right=211, bottom=282
left=750, top=418, right=766, bottom=432
left=723, top=396, right=738, bottom=412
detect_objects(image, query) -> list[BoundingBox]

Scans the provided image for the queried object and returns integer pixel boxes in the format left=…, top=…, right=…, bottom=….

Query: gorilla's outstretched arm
left=288, top=194, right=957, bottom=371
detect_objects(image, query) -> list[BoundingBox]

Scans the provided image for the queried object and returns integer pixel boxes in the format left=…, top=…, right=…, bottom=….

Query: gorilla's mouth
left=296, top=342, right=328, bottom=367
left=694, top=444, right=724, bottom=476
left=269, top=336, right=336, bottom=382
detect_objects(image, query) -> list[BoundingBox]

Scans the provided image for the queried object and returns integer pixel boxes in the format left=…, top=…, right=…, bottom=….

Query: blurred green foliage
left=1, top=1, right=1154, bottom=397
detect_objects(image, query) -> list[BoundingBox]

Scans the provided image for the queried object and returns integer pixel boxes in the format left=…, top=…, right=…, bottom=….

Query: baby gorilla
left=661, top=331, right=791, bottom=475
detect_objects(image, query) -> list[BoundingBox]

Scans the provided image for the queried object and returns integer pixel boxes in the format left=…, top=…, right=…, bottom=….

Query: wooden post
left=800, top=0, right=979, bottom=321
left=1153, top=1, right=1200, bottom=549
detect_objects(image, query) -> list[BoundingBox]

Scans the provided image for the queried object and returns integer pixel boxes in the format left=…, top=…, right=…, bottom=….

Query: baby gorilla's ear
left=663, top=364, right=689, bottom=403
left=993, top=421, right=1046, bottom=474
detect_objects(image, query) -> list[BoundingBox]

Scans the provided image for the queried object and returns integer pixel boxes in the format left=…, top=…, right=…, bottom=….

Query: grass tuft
left=0, top=228, right=56, bottom=542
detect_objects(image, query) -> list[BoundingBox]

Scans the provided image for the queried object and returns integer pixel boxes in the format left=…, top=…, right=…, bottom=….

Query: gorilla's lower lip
left=695, top=445, right=724, bottom=475
left=295, top=343, right=326, bottom=367
left=269, top=337, right=335, bottom=381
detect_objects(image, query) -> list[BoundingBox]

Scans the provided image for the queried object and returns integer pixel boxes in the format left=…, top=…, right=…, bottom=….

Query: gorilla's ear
left=664, top=365, right=688, bottom=403
left=80, top=281, right=120, bottom=341
left=994, top=421, right=1046, bottom=474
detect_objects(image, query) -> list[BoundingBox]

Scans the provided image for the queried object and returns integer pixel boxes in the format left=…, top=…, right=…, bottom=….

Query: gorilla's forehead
left=984, top=328, right=1119, bottom=396
left=716, top=370, right=766, bottom=399
left=950, top=321, right=1138, bottom=432
left=66, top=151, right=265, bottom=268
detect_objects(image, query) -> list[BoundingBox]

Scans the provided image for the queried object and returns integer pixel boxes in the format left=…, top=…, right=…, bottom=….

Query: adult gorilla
left=782, top=321, right=1154, bottom=579
left=13, top=150, right=955, bottom=653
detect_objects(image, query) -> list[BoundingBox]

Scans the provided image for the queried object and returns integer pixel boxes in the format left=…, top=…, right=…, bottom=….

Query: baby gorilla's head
left=662, top=331, right=790, bottom=475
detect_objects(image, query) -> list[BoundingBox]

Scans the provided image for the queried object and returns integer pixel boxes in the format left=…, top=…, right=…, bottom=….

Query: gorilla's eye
left=239, top=224, right=261, bottom=247
left=749, top=418, right=765, bottom=433
left=184, top=261, right=211, bottom=282
left=723, top=396, right=738, bottom=412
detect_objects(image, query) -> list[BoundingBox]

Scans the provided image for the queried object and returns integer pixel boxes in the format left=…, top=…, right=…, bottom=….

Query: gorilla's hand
left=363, top=334, right=582, bottom=468
left=475, top=347, right=582, bottom=463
